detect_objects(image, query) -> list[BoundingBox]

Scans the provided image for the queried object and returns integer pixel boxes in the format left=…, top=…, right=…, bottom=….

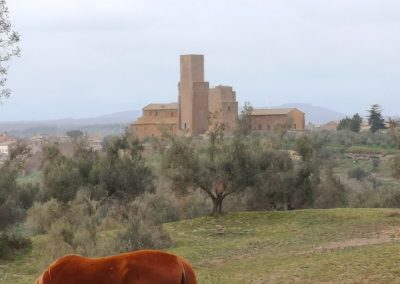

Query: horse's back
left=36, top=250, right=197, bottom=284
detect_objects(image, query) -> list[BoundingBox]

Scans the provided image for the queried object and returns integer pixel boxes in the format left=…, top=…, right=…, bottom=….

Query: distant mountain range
left=0, top=104, right=345, bottom=137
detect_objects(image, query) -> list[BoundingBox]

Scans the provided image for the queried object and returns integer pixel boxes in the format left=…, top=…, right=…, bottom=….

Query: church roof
left=251, top=108, right=304, bottom=116
left=143, top=103, right=178, bottom=111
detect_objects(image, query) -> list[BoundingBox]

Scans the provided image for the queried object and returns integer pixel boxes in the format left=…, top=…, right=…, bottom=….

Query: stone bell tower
left=178, top=55, right=210, bottom=135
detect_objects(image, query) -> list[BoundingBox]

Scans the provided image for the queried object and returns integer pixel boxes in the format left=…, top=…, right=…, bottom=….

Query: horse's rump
left=35, top=250, right=197, bottom=284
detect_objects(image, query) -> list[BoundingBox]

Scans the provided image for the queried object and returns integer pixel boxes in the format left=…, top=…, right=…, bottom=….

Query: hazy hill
left=0, top=110, right=141, bottom=137
left=0, top=104, right=346, bottom=137
left=276, top=103, right=346, bottom=125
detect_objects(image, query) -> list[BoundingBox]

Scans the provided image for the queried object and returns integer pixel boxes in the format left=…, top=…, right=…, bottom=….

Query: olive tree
left=0, top=0, right=20, bottom=100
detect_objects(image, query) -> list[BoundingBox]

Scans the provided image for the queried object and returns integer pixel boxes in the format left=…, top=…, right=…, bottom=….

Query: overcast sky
left=1, top=0, right=400, bottom=121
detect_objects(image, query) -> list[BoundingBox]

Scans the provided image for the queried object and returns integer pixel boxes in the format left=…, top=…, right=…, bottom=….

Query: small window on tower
left=184, top=122, right=187, bottom=129
left=228, top=106, right=231, bottom=111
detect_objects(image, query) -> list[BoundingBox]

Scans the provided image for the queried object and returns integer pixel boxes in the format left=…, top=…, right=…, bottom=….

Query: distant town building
left=250, top=108, right=305, bottom=131
left=86, top=134, right=103, bottom=151
left=131, top=55, right=305, bottom=139
left=0, top=140, right=15, bottom=156
left=0, top=133, right=17, bottom=163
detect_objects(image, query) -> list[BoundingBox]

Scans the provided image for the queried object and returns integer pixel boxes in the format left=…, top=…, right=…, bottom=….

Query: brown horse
left=35, top=250, right=197, bottom=284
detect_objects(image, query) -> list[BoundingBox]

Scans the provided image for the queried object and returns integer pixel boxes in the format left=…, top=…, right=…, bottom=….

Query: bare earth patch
left=316, top=227, right=400, bottom=251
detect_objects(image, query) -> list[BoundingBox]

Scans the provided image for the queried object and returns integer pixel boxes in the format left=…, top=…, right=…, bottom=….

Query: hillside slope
left=2, top=209, right=400, bottom=283
left=164, top=209, right=400, bottom=283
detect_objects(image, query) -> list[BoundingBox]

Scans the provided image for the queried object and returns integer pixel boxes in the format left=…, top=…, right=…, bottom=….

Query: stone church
left=132, top=54, right=238, bottom=139
left=132, top=55, right=304, bottom=140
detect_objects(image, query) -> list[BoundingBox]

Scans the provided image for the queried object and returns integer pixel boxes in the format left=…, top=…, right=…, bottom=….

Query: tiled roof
left=251, top=108, right=304, bottom=116
left=0, top=134, right=16, bottom=143
left=143, top=103, right=178, bottom=111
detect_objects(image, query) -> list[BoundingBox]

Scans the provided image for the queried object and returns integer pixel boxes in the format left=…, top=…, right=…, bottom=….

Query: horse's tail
left=179, top=257, right=198, bottom=284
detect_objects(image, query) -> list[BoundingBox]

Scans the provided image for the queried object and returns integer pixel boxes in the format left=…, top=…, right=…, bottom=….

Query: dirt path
left=316, top=227, right=400, bottom=251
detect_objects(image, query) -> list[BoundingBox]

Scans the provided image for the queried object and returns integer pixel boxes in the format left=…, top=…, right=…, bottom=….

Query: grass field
left=2, top=208, right=400, bottom=283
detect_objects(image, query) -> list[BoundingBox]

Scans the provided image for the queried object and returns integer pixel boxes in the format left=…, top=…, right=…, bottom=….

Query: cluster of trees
left=337, top=113, right=362, bottom=132
left=337, top=104, right=387, bottom=133
left=0, top=144, right=37, bottom=258
left=41, top=136, right=153, bottom=203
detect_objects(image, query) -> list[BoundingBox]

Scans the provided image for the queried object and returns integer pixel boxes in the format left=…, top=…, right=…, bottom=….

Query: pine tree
left=368, top=104, right=386, bottom=133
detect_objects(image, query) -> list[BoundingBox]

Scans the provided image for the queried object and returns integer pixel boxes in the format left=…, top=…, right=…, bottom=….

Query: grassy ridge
left=2, top=209, right=400, bottom=283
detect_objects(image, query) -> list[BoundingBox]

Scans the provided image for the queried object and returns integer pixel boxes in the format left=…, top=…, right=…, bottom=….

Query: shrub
left=371, top=158, right=380, bottom=172
left=183, top=189, right=213, bottom=218
left=26, top=199, right=64, bottom=235
left=0, top=231, right=31, bottom=259
left=347, top=167, right=369, bottom=181
left=392, top=155, right=400, bottom=179
left=116, top=187, right=180, bottom=252
left=314, top=169, right=347, bottom=208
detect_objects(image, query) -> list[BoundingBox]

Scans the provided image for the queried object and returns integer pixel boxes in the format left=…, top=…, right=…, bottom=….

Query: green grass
left=164, top=209, right=400, bottom=283
left=3, top=209, right=400, bottom=283
left=346, top=145, right=398, bottom=155
left=17, top=171, right=42, bottom=186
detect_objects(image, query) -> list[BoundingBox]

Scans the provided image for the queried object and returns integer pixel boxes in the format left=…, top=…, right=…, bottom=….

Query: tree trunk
left=212, top=194, right=224, bottom=215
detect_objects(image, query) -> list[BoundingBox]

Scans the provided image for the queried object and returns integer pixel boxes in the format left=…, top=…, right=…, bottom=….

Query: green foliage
left=116, top=188, right=179, bottom=252
left=100, top=133, right=154, bottom=198
left=368, top=104, right=386, bottom=133
left=295, top=132, right=330, bottom=162
left=337, top=113, right=362, bottom=132
left=0, top=231, right=31, bottom=260
left=27, top=192, right=103, bottom=259
left=314, top=168, right=348, bottom=208
left=388, top=118, right=400, bottom=150
left=0, top=0, right=20, bottom=101
left=162, top=135, right=270, bottom=214
left=0, top=144, right=37, bottom=231
left=371, top=158, right=380, bottom=172
left=235, top=102, right=253, bottom=136
left=41, top=132, right=154, bottom=202
left=392, top=155, right=400, bottom=179
left=26, top=199, right=64, bottom=235
left=244, top=151, right=295, bottom=210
